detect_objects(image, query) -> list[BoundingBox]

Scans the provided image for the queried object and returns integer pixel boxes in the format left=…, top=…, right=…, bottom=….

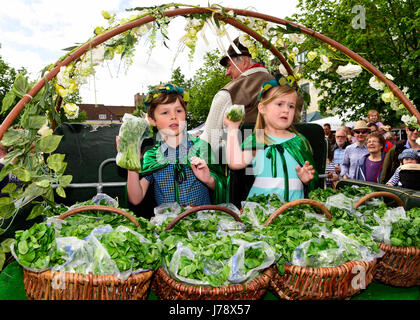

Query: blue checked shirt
left=333, top=147, right=346, bottom=166
left=340, top=143, right=369, bottom=179
left=144, top=135, right=211, bottom=206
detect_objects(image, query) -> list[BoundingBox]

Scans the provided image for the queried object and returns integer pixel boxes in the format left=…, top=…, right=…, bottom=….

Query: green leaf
left=35, top=179, right=51, bottom=188
left=26, top=204, right=45, bottom=220
left=1, top=238, right=15, bottom=253
left=17, top=240, right=28, bottom=255
left=1, top=183, right=17, bottom=195
left=56, top=186, right=66, bottom=198
left=1, top=91, right=16, bottom=114
left=0, top=128, right=28, bottom=147
left=58, top=175, right=72, bottom=187
left=0, top=252, right=5, bottom=270
left=0, top=197, right=15, bottom=219
left=47, top=153, right=66, bottom=173
left=12, top=168, right=31, bottom=182
left=12, top=73, right=28, bottom=98
left=27, top=116, right=47, bottom=130
left=22, top=182, right=46, bottom=199
left=39, top=135, right=62, bottom=153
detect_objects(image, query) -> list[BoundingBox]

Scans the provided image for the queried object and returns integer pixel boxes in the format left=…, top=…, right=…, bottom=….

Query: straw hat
left=352, top=120, right=370, bottom=131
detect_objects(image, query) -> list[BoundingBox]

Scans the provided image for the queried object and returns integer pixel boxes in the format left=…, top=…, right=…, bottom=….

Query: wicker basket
left=151, top=205, right=274, bottom=300
left=355, top=192, right=420, bottom=287
left=22, top=205, right=154, bottom=300
left=265, top=199, right=377, bottom=300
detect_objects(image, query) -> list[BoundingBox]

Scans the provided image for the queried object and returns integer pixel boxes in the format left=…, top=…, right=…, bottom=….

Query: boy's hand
left=190, top=157, right=215, bottom=190
left=223, top=114, right=242, bottom=130
left=296, top=161, right=315, bottom=184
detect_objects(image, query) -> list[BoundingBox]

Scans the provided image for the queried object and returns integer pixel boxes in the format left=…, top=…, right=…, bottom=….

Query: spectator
left=200, top=37, right=274, bottom=152
left=367, top=109, right=384, bottom=130
left=386, top=148, right=419, bottom=187
left=323, top=123, right=335, bottom=151
left=380, top=123, right=420, bottom=184
left=326, top=148, right=340, bottom=188
left=383, top=131, right=395, bottom=153
left=341, top=125, right=354, bottom=144
left=367, top=122, right=378, bottom=133
left=341, top=120, right=370, bottom=179
left=354, top=132, right=386, bottom=183
left=331, top=128, right=350, bottom=175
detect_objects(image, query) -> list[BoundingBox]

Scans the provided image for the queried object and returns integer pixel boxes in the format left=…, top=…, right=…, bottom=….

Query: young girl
left=224, top=77, right=318, bottom=202
left=367, top=109, right=384, bottom=130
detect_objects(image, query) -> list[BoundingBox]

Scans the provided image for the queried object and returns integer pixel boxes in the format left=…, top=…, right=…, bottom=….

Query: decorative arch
left=0, top=5, right=418, bottom=138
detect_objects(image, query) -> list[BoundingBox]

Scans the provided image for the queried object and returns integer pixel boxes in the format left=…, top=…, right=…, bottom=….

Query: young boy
left=125, top=83, right=228, bottom=206
left=386, top=148, right=419, bottom=187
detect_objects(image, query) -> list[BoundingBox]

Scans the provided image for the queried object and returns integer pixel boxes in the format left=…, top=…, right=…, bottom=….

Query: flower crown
left=257, top=74, right=299, bottom=103
left=143, top=83, right=190, bottom=110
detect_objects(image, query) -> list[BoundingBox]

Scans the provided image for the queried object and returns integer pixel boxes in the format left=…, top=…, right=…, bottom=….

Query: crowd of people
left=324, top=112, right=420, bottom=190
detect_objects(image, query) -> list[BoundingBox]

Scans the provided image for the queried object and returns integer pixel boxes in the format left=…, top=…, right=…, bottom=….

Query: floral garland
left=0, top=3, right=417, bottom=236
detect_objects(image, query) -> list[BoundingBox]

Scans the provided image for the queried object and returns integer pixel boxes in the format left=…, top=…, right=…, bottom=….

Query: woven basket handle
left=57, top=205, right=140, bottom=227
left=354, top=191, right=405, bottom=210
left=264, top=199, right=332, bottom=226
left=164, top=205, right=243, bottom=231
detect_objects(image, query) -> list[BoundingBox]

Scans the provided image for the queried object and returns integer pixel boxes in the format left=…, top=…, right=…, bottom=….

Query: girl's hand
left=296, top=161, right=315, bottom=184
left=115, top=136, right=119, bottom=152
left=223, top=114, right=242, bottom=131
left=190, top=157, right=215, bottom=190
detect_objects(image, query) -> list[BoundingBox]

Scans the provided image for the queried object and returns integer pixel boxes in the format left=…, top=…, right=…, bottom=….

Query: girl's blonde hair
left=255, top=85, right=304, bottom=145
left=367, top=109, right=381, bottom=122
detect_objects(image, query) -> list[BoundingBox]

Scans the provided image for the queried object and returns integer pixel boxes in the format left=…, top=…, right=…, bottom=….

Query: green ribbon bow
left=265, top=144, right=289, bottom=202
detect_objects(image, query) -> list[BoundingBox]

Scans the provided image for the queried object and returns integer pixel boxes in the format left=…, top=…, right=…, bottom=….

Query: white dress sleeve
left=199, top=90, right=232, bottom=152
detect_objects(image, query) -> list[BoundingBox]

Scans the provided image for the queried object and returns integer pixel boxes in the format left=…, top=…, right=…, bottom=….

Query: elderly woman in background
left=354, top=132, right=386, bottom=183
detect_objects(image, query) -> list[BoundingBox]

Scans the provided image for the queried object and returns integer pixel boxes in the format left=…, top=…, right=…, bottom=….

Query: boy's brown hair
left=147, top=93, right=187, bottom=120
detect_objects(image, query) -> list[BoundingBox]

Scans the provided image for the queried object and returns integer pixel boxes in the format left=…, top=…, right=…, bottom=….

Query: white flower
left=289, top=33, right=305, bottom=44
left=318, top=55, right=332, bottom=72
left=37, top=121, right=53, bottom=137
left=336, top=63, right=363, bottom=79
left=385, top=73, right=394, bottom=81
left=279, top=64, right=288, bottom=76
left=416, top=137, right=420, bottom=145
left=369, top=76, right=384, bottom=91
left=401, top=114, right=411, bottom=123
left=63, top=103, right=79, bottom=120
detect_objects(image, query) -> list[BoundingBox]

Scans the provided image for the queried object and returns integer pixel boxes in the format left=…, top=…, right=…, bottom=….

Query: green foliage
left=293, top=0, right=419, bottom=126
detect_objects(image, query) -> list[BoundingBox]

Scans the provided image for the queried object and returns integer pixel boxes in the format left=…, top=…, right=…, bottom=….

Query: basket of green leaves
left=13, top=204, right=161, bottom=300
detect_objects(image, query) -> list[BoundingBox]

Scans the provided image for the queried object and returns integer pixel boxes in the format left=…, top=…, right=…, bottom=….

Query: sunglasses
left=354, top=130, right=369, bottom=134
left=407, top=127, right=419, bottom=132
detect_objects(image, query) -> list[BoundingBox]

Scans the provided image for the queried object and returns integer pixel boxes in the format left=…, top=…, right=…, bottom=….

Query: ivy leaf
left=21, top=182, right=46, bottom=200
left=58, top=175, right=72, bottom=187
left=39, top=135, right=62, bottom=153
left=12, top=73, right=28, bottom=98
left=26, top=204, right=44, bottom=221
left=55, top=186, right=66, bottom=198
left=12, top=168, right=31, bottom=182
left=35, top=179, right=51, bottom=188
left=0, top=197, right=15, bottom=219
left=1, top=183, right=17, bottom=195
left=47, top=154, right=66, bottom=173
left=1, top=238, right=15, bottom=253
left=27, top=116, right=47, bottom=130
left=1, top=91, right=16, bottom=114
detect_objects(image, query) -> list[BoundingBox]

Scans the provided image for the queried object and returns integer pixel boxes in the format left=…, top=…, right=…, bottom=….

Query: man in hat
left=199, top=37, right=274, bottom=152
left=340, top=120, right=370, bottom=180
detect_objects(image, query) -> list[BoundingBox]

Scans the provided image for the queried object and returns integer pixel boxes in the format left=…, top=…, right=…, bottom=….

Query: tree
left=292, top=0, right=419, bottom=126
left=0, top=48, right=28, bottom=123
left=171, top=50, right=230, bottom=129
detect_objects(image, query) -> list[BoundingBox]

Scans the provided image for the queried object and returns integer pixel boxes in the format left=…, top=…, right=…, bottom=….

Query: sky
left=0, top=0, right=300, bottom=106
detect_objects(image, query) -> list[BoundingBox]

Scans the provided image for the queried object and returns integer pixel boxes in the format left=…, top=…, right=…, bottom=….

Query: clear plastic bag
left=116, top=113, right=151, bottom=171
left=150, top=202, right=182, bottom=226
left=292, top=229, right=384, bottom=268
left=240, top=202, right=271, bottom=228
left=91, top=193, right=119, bottom=207
left=225, top=104, right=245, bottom=122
